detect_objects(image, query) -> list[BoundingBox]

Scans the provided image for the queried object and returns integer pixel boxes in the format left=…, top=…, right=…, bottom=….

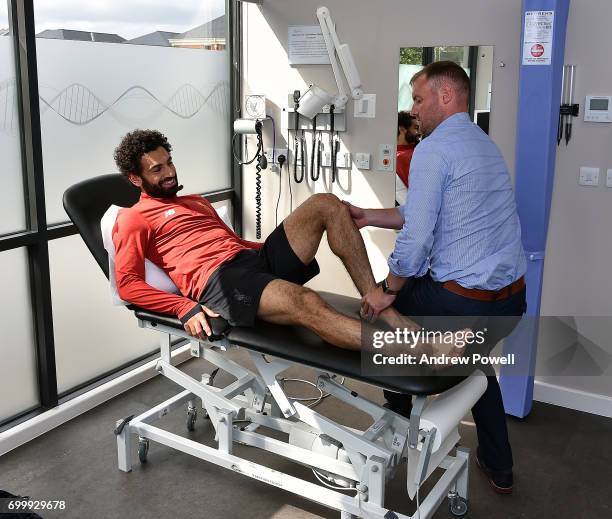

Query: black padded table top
left=135, top=291, right=466, bottom=396
left=62, top=176, right=466, bottom=396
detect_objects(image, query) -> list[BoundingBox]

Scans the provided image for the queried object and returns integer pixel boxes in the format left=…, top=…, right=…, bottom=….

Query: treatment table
left=63, top=175, right=487, bottom=519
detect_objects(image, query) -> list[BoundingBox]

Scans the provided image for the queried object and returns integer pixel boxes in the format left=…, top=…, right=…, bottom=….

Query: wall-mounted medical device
left=296, top=6, right=363, bottom=119
left=584, top=96, right=612, bottom=123
left=285, top=6, right=364, bottom=187
left=233, top=118, right=262, bottom=135
left=244, top=94, right=267, bottom=119
left=232, top=118, right=267, bottom=239
left=558, top=64, right=579, bottom=146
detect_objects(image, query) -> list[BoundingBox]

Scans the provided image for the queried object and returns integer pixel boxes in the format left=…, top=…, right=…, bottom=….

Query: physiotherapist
left=347, top=60, right=527, bottom=494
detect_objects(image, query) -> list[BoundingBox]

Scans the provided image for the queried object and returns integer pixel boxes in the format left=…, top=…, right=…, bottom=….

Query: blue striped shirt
left=388, top=112, right=526, bottom=290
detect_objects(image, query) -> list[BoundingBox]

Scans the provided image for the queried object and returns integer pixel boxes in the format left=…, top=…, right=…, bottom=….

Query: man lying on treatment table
left=112, top=129, right=465, bottom=355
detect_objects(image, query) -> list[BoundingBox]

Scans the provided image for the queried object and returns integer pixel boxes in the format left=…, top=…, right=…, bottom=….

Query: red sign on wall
left=531, top=43, right=545, bottom=57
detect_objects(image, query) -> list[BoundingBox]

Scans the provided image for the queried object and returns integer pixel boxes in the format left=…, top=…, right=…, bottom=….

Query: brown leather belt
left=441, top=276, right=525, bottom=302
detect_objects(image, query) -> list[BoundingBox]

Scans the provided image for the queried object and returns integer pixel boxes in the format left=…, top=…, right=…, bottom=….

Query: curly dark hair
left=397, top=110, right=416, bottom=136
left=113, top=129, right=172, bottom=178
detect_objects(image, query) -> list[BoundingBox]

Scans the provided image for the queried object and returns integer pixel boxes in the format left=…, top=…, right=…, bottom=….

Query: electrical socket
left=264, top=148, right=287, bottom=164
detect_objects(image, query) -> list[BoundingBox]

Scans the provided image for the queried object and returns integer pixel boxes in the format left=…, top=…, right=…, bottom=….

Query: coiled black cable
left=254, top=130, right=265, bottom=239
left=231, top=124, right=265, bottom=239
left=255, top=159, right=262, bottom=239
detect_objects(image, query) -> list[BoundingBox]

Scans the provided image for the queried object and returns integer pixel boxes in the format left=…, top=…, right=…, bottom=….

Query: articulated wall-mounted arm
left=297, top=6, right=363, bottom=119
left=316, top=6, right=363, bottom=109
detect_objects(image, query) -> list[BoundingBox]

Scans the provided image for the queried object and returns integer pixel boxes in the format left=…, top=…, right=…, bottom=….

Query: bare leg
left=257, top=280, right=362, bottom=350
left=282, top=194, right=376, bottom=295
left=257, top=280, right=470, bottom=356
left=257, top=279, right=468, bottom=356
left=282, top=194, right=413, bottom=326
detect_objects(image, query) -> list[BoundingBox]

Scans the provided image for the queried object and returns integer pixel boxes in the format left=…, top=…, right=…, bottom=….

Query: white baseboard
left=0, top=345, right=193, bottom=458
left=534, top=380, right=612, bottom=418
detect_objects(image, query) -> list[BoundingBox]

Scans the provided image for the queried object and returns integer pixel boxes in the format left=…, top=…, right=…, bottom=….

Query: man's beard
left=407, top=133, right=420, bottom=144
left=141, top=176, right=183, bottom=198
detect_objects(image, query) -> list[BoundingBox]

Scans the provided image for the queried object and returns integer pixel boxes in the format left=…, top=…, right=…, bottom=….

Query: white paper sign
left=522, top=10, right=554, bottom=66
left=288, top=25, right=330, bottom=65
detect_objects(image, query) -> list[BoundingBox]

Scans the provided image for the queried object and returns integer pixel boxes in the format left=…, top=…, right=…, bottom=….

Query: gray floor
left=1, top=350, right=611, bottom=519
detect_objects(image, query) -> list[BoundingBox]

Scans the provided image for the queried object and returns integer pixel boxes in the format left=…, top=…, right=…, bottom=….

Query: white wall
left=536, top=0, right=612, bottom=401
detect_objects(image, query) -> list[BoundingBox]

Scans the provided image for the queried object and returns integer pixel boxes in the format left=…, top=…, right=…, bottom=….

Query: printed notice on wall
left=522, top=10, right=554, bottom=65
left=288, top=25, right=330, bottom=65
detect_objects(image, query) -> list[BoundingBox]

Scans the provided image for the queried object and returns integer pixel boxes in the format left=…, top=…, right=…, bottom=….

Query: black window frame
left=0, top=0, right=243, bottom=430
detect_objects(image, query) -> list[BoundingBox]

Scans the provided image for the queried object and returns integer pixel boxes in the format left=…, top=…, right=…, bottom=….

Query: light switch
left=607, top=169, right=612, bottom=187
left=354, top=94, right=376, bottom=118
left=579, top=167, right=599, bottom=186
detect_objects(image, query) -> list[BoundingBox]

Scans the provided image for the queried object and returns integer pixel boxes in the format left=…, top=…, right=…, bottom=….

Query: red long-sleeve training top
left=112, top=192, right=262, bottom=321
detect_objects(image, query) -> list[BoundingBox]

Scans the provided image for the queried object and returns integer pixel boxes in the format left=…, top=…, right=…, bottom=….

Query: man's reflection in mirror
left=395, top=111, right=421, bottom=205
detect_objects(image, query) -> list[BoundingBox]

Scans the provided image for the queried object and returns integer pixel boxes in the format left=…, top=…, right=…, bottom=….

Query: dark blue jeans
left=388, top=274, right=527, bottom=472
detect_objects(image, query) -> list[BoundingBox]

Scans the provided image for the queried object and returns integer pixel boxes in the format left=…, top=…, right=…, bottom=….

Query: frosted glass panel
left=0, top=249, right=38, bottom=422
left=49, top=236, right=161, bottom=393
left=34, top=2, right=231, bottom=224
left=0, top=17, right=26, bottom=235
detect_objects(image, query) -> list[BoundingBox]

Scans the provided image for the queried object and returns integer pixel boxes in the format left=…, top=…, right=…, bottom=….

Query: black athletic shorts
left=198, top=223, right=320, bottom=326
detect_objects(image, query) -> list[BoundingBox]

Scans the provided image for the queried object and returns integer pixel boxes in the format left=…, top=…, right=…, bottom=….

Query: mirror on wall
left=396, top=45, right=494, bottom=205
